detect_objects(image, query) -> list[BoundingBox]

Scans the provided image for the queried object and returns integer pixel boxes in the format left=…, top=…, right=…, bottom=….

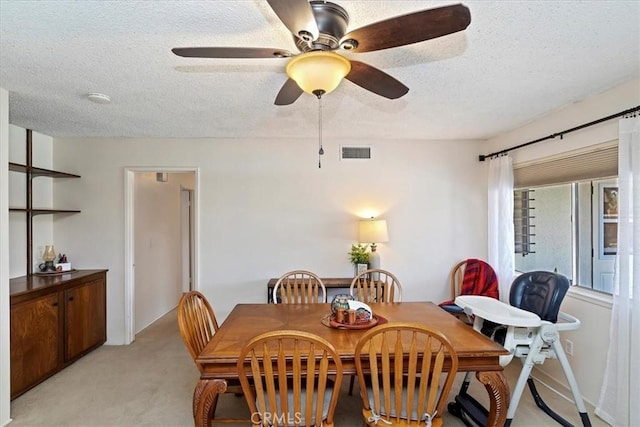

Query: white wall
left=134, top=172, right=193, bottom=333
left=47, top=136, right=488, bottom=345
left=485, top=77, right=639, bottom=405
left=1, top=88, right=12, bottom=426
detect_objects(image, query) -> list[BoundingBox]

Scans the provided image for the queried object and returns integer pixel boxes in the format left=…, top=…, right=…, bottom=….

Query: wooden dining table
left=194, top=301, right=510, bottom=426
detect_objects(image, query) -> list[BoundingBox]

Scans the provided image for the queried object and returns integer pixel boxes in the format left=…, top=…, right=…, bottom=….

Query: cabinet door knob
left=52, top=302, right=58, bottom=307
left=68, top=296, right=74, bottom=301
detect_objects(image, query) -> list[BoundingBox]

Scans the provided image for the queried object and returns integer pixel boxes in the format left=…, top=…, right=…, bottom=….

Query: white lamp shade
left=358, top=219, right=389, bottom=244
left=286, top=51, right=351, bottom=95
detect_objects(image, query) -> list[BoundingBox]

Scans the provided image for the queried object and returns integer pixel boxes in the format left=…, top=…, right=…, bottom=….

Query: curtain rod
left=478, top=105, right=640, bottom=162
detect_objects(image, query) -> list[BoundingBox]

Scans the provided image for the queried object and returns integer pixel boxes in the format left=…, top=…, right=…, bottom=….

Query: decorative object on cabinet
left=55, top=253, right=72, bottom=272
left=8, top=129, right=80, bottom=275
left=38, top=245, right=57, bottom=272
left=348, top=243, right=369, bottom=276
left=9, top=269, right=107, bottom=399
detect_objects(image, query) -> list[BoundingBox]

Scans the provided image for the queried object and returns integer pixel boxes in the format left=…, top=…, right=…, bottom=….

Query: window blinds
left=513, top=142, right=618, bottom=188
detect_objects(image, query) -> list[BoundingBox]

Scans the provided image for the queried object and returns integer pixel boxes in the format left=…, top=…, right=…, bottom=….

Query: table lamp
left=358, top=218, right=389, bottom=271
left=41, top=245, right=57, bottom=272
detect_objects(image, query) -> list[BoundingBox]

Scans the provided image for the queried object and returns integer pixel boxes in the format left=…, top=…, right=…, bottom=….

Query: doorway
left=124, top=168, right=199, bottom=344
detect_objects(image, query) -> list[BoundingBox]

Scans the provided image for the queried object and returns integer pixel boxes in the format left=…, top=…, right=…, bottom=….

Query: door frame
left=180, top=188, right=194, bottom=293
left=123, top=167, right=200, bottom=344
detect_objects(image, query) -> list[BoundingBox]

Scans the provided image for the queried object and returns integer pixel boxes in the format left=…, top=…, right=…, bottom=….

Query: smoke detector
left=87, top=93, right=111, bottom=104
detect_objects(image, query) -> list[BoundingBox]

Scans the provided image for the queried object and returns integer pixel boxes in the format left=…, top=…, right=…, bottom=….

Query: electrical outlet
left=565, top=339, right=574, bottom=356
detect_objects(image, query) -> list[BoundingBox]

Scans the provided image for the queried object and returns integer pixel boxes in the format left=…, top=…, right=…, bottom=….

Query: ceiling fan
left=172, top=0, right=471, bottom=105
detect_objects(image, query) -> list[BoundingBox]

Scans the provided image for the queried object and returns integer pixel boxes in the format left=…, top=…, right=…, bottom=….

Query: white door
left=592, top=178, right=618, bottom=293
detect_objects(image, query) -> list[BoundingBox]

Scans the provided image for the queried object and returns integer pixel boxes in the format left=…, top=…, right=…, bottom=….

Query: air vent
left=340, top=146, right=371, bottom=160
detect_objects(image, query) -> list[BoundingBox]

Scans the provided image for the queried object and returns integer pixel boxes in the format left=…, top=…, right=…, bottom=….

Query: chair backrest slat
left=355, top=322, right=459, bottom=426
left=273, top=270, right=327, bottom=304
left=350, top=269, right=402, bottom=303
left=237, top=330, right=343, bottom=427
left=177, top=291, right=219, bottom=372
left=450, top=260, right=467, bottom=300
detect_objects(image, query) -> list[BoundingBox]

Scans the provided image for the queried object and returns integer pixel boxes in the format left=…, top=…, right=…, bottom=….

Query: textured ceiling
left=0, top=1, right=638, bottom=140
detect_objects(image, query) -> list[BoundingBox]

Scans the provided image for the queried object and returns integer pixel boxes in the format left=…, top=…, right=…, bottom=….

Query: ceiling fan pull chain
left=318, top=93, right=324, bottom=168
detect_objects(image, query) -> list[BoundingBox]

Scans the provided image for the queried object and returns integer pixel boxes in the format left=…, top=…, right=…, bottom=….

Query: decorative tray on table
left=321, top=313, right=387, bottom=330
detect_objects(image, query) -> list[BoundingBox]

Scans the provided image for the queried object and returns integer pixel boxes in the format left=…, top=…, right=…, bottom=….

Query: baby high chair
left=450, top=271, right=592, bottom=427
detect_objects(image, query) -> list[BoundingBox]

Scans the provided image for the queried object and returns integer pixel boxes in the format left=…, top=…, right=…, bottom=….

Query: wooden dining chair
left=177, top=291, right=248, bottom=424
left=354, top=322, right=459, bottom=427
left=236, top=330, right=343, bottom=427
left=272, top=270, right=327, bottom=304
left=348, top=268, right=404, bottom=395
left=350, top=269, right=402, bottom=304
left=438, top=259, right=499, bottom=322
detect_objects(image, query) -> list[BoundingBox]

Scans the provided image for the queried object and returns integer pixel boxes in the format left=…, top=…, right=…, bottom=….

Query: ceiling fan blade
left=345, top=61, right=409, bottom=100
left=172, top=47, right=292, bottom=58
left=274, top=78, right=304, bottom=105
left=341, top=4, right=471, bottom=53
left=267, top=0, right=319, bottom=42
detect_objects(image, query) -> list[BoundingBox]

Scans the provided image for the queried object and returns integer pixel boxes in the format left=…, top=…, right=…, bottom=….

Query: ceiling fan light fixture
left=286, top=51, right=351, bottom=95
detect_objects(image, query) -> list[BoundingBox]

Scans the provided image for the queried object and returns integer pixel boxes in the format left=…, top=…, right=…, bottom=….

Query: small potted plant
left=348, top=243, right=369, bottom=276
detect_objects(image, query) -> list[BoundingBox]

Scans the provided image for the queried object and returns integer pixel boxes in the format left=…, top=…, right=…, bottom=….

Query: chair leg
left=506, top=334, right=543, bottom=421
left=550, top=339, right=592, bottom=425
left=348, top=374, right=356, bottom=395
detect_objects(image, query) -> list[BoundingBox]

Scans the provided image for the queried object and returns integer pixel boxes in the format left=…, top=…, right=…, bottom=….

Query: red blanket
left=439, top=259, right=499, bottom=307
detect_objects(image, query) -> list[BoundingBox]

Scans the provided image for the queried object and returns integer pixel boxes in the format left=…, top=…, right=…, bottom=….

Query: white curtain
left=488, top=155, right=515, bottom=301
left=596, top=116, right=640, bottom=426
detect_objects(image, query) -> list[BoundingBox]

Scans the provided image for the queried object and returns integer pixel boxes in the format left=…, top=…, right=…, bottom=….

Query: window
left=513, top=142, right=618, bottom=294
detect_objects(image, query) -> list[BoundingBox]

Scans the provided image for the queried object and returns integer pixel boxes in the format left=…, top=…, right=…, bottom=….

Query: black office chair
left=451, top=271, right=592, bottom=427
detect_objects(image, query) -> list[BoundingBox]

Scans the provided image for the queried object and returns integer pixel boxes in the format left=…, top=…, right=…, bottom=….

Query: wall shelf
left=9, top=208, right=81, bottom=215
left=9, top=129, right=81, bottom=275
left=9, top=162, right=80, bottom=178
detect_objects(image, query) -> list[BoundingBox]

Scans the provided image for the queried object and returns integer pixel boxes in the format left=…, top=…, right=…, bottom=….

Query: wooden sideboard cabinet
left=9, top=269, right=107, bottom=399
